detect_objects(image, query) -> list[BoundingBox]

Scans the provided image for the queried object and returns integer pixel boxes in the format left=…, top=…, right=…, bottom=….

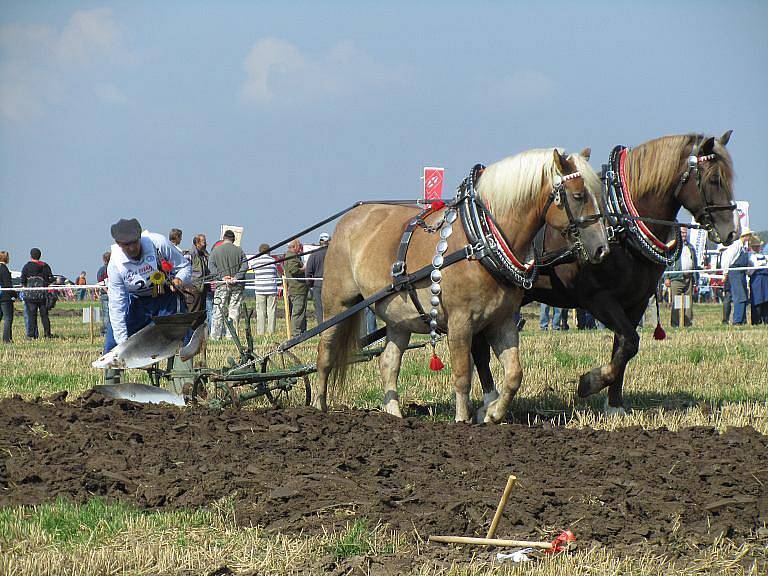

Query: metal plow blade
left=92, top=311, right=205, bottom=370
left=95, top=383, right=186, bottom=406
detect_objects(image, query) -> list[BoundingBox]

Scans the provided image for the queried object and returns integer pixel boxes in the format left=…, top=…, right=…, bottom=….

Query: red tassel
left=430, top=200, right=446, bottom=211
left=429, top=353, right=444, bottom=371
left=544, top=529, right=576, bottom=554
left=160, top=259, right=173, bottom=273
left=653, top=322, right=666, bottom=341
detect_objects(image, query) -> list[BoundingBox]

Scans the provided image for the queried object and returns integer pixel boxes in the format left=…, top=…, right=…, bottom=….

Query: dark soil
left=1, top=392, right=766, bottom=562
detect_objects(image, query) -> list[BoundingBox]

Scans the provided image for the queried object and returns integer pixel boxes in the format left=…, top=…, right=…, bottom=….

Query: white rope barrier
left=0, top=276, right=326, bottom=292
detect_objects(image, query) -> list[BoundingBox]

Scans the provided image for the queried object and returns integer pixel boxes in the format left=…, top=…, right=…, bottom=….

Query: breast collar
left=457, top=164, right=538, bottom=289
left=606, top=146, right=683, bottom=267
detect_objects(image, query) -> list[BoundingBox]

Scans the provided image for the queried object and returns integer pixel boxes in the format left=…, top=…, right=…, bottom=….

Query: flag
left=423, top=167, right=444, bottom=200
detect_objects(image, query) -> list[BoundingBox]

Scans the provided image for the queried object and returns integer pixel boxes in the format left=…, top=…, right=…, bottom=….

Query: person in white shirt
left=250, top=243, right=279, bottom=335
left=105, top=218, right=191, bottom=355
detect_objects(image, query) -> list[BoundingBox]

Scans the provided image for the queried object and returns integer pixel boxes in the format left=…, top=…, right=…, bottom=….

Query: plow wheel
left=263, top=350, right=312, bottom=408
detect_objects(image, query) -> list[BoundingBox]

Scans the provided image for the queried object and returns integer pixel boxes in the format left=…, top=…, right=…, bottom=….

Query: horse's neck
left=495, top=200, right=544, bottom=259
left=629, top=158, right=681, bottom=243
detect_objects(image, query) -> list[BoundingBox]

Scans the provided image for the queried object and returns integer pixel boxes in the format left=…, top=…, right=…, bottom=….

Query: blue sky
left=1, top=1, right=766, bottom=278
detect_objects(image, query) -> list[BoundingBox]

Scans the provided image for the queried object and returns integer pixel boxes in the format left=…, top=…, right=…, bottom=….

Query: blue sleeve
left=107, top=261, right=130, bottom=344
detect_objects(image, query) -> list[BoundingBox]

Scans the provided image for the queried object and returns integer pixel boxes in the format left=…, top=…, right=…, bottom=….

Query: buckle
left=391, top=261, right=405, bottom=277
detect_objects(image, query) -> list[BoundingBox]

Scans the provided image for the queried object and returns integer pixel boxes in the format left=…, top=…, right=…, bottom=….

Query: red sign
left=423, top=167, right=444, bottom=200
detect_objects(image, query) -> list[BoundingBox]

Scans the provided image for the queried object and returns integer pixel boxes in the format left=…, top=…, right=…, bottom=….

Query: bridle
left=541, top=170, right=603, bottom=263
left=672, top=145, right=737, bottom=243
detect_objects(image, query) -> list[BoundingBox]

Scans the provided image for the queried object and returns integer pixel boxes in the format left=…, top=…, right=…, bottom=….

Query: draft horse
left=314, top=148, right=610, bottom=423
left=474, top=132, right=738, bottom=414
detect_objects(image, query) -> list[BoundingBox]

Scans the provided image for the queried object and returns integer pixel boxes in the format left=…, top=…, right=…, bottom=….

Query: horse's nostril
left=595, top=246, right=608, bottom=261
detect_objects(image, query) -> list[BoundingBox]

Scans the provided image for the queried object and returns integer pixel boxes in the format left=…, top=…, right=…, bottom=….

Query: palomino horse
left=314, top=148, right=609, bottom=423
left=473, top=132, right=738, bottom=414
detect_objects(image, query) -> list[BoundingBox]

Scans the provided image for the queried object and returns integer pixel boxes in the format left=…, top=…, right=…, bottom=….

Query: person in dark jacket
left=20, top=248, right=55, bottom=338
left=305, top=233, right=329, bottom=324
left=0, top=251, right=16, bottom=342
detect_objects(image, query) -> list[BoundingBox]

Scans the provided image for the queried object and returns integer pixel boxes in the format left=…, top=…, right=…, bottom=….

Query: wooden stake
left=281, top=275, right=291, bottom=340
left=486, top=474, right=516, bottom=539
left=89, top=306, right=94, bottom=344
left=428, top=535, right=553, bottom=549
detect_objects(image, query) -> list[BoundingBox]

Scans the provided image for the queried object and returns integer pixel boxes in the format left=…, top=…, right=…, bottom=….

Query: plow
left=92, top=304, right=425, bottom=408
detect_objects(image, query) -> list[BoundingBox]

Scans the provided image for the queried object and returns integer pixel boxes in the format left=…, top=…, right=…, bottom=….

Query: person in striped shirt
left=251, top=243, right=279, bottom=335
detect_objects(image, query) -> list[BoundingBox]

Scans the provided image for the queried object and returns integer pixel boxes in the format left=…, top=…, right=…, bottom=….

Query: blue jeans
left=539, top=305, right=563, bottom=330
left=206, top=290, right=214, bottom=334
left=100, top=294, right=111, bottom=336
left=732, top=301, right=747, bottom=325
left=104, top=291, right=186, bottom=352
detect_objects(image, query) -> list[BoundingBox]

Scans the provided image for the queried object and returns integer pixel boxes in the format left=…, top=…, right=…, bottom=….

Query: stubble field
left=0, top=300, right=766, bottom=575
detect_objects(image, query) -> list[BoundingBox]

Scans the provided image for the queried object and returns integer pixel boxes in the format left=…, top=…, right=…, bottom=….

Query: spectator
left=169, top=228, right=183, bottom=248
left=97, top=252, right=111, bottom=336
left=722, top=228, right=752, bottom=325
left=666, top=227, right=698, bottom=327
left=0, top=251, right=16, bottom=343
left=305, top=232, right=329, bottom=325
left=284, top=238, right=309, bottom=337
left=76, top=271, right=88, bottom=301
left=20, top=248, right=55, bottom=339
left=185, top=234, right=210, bottom=316
left=209, top=229, right=248, bottom=340
left=539, top=304, right=564, bottom=331
left=748, top=236, right=768, bottom=325
left=104, top=218, right=191, bottom=384
left=251, top=243, right=279, bottom=335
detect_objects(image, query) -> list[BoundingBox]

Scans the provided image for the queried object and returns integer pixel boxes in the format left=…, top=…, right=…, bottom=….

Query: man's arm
left=107, top=262, right=130, bottom=344
left=154, top=236, right=191, bottom=284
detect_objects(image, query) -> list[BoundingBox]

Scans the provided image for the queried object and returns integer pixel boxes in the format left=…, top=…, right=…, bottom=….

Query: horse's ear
left=580, top=147, right=591, bottom=161
left=699, top=137, right=716, bottom=156
left=553, top=149, right=569, bottom=173
left=719, top=130, right=733, bottom=146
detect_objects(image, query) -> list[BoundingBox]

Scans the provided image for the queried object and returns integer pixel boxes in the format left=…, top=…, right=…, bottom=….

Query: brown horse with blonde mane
left=473, top=132, right=738, bottom=415
left=314, top=148, right=609, bottom=423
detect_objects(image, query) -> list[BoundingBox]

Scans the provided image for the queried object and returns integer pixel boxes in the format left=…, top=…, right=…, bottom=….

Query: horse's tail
left=328, top=309, right=363, bottom=393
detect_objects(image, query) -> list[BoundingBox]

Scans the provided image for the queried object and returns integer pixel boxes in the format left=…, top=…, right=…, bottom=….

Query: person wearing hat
left=305, top=232, right=330, bottom=325
left=104, top=219, right=191, bottom=382
left=721, top=228, right=752, bottom=325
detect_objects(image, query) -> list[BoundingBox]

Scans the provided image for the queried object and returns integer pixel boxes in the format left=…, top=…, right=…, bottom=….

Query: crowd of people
left=1, top=223, right=767, bottom=349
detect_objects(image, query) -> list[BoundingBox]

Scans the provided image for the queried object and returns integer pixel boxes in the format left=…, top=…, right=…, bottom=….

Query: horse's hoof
left=577, top=369, right=605, bottom=398
left=312, top=395, right=328, bottom=412
left=474, top=407, right=487, bottom=424
left=603, top=397, right=627, bottom=416
left=481, top=400, right=505, bottom=424
left=383, top=400, right=403, bottom=418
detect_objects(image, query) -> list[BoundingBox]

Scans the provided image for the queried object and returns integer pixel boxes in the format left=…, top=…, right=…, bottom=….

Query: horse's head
left=545, top=148, right=609, bottom=264
left=677, top=131, right=738, bottom=246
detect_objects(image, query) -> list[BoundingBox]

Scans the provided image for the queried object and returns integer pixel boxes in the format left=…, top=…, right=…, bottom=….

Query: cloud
left=0, top=8, right=122, bottom=121
left=239, top=38, right=403, bottom=106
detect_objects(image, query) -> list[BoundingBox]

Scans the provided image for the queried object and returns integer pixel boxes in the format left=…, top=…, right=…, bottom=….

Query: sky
left=1, top=1, right=766, bottom=279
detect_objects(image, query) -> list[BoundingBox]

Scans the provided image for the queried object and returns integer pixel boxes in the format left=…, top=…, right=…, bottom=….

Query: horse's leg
left=604, top=301, right=648, bottom=413
left=315, top=323, right=339, bottom=412
left=448, top=321, right=475, bottom=423
left=577, top=295, right=640, bottom=412
left=472, top=332, right=498, bottom=424
left=379, top=327, right=411, bottom=417
left=481, top=317, right=522, bottom=424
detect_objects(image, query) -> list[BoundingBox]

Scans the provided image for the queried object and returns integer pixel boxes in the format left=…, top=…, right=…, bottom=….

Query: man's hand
left=171, top=277, right=183, bottom=291
left=223, top=275, right=235, bottom=285
left=664, top=278, right=671, bottom=287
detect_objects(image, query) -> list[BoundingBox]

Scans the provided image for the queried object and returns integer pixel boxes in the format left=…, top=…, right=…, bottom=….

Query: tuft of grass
left=688, top=347, right=705, bottom=365
left=325, top=518, right=375, bottom=559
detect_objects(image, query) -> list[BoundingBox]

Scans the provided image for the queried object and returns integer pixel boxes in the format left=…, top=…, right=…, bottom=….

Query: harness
left=604, top=142, right=736, bottom=266
left=277, top=163, right=595, bottom=353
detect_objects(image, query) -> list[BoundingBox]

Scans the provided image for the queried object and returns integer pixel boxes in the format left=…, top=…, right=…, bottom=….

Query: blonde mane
left=476, top=148, right=601, bottom=218
left=625, top=134, right=734, bottom=200
left=475, top=148, right=559, bottom=219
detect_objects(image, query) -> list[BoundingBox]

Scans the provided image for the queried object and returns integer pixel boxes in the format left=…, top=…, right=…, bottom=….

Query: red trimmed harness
left=619, top=149, right=677, bottom=252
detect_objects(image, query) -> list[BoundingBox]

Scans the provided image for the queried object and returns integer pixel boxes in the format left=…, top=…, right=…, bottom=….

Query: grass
left=0, top=299, right=766, bottom=574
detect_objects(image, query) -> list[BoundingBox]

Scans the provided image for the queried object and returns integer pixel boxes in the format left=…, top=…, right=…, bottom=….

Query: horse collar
left=606, top=146, right=683, bottom=267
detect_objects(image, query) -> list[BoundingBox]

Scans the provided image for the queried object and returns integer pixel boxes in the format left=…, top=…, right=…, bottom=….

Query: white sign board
left=82, top=307, right=101, bottom=323
left=220, top=225, right=244, bottom=247
left=674, top=295, right=691, bottom=309
left=735, top=201, right=750, bottom=232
